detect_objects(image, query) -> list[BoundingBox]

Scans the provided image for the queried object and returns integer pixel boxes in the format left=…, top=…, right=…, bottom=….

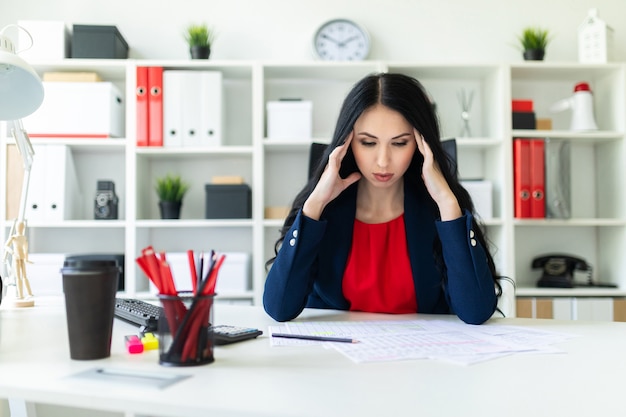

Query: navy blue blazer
left=263, top=182, right=497, bottom=324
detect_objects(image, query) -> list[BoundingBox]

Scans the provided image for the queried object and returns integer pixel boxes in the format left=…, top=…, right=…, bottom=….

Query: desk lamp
left=0, top=24, right=44, bottom=307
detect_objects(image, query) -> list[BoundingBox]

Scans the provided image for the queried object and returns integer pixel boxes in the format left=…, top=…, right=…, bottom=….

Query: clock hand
left=321, top=34, right=341, bottom=44
left=337, top=36, right=360, bottom=48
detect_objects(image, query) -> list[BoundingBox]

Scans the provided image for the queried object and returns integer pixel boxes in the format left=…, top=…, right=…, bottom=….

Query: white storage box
left=267, top=100, right=312, bottom=140
left=150, top=252, right=251, bottom=294
left=461, top=180, right=493, bottom=220
left=17, top=20, right=70, bottom=61
left=22, top=82, right=125, bottom=138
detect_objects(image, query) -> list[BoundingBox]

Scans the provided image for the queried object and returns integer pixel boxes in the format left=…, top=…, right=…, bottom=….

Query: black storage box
left=512, top=111, right=536, bottom=129
left=205, top=184, right=251, bottom=219
left=71, top=25, right=129, bottom=59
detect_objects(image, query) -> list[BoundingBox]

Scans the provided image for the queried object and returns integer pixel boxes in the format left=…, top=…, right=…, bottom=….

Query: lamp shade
left=0, top=32, right=44, bottom=120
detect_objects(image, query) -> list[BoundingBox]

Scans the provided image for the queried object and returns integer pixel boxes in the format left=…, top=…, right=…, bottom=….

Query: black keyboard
left=114, top=298, right=263, bottom=345
left=114, top=298, right=161, bottom=332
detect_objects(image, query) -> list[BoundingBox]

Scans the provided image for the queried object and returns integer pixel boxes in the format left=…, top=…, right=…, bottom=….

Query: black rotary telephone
left=532, top=254, right=616, bottom=288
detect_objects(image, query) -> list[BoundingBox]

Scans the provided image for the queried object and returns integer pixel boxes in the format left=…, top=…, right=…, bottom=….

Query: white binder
left=162, top=70, right=223, bottom=148
left=25, top=144, right=83, bottom=223
left=162, top=71, right=184, bottom=147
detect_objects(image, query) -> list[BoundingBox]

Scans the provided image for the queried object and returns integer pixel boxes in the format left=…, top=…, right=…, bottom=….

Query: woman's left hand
left=414, top=130, right=462, bottom=221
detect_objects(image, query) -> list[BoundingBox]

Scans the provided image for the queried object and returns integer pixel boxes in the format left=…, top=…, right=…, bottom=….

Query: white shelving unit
left=2, top=59, right=626, bottom=313
left=509, top=63, right=626, bottom=296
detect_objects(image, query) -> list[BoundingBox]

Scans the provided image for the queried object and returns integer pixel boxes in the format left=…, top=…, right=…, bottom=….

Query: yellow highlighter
left=141, top=332, right=159, bottom=350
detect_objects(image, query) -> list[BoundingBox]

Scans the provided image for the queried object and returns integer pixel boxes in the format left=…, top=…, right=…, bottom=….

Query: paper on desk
left=269, top=320, right=577, bottom=365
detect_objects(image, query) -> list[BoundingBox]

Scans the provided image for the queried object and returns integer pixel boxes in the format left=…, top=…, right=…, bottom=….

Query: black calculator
left=211, top=325, right=264, bottom=345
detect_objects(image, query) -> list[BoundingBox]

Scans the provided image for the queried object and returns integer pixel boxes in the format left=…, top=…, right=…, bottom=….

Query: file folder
left=136, top=66, right=149, bottom=147
left=25, top=144, right=83, bottom=222
left=545, top=139, right=571, bottom=219
left=147, top=66, right=163, bottom=147
left=195, top=71, right=223, bottom=148
left=529, top=139, right=545, bottom=218
left=513, top=139, right=531, bottom=218
left=162, top=70, right=223, bottom=148
left=163, top=70, right=183, bottom=147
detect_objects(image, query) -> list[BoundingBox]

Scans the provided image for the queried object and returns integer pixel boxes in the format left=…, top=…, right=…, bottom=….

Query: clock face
left=313, top=19, right=370, bottom=61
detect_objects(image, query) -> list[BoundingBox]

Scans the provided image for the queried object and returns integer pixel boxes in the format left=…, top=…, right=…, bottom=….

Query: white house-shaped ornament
left=578, top=8, right=614, bottom=63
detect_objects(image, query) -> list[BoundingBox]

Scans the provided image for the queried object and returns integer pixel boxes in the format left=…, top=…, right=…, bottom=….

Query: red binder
left=136, top=66, right=149, bottom=147
left=529, top=139, right=545, bottom=218
left=147, top=66, right=163, bottom=147
left=513, top=139, right=531, bottom=218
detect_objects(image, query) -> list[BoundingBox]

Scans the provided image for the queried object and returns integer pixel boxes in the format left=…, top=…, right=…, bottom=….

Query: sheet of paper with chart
left=268, top=320, right=576, bottom=365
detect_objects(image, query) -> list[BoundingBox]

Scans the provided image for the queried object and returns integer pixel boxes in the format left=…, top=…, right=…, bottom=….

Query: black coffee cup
left=61, top=259, right=120, bottom=360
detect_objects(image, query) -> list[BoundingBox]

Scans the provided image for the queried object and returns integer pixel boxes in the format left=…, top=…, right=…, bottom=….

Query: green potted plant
left=518, top=27, right=551, bottom=61
left=155, top=173, right=190, bottom=219
left=184, top=23, right=216, bottom=59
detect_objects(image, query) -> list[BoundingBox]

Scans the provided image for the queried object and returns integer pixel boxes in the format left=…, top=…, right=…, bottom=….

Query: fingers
left=414, top=129, right=440, bottom=175
left=329, top=131, right=353, bottom=166
left=414, top=129, right=425, bottom=155
left=337, top=130, right=354, bottom=157
left=414, top=129, right=432, bottom=161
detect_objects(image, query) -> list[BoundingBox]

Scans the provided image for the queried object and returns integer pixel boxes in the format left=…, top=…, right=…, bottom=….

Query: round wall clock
left=313, top=19, right=370, bottom=61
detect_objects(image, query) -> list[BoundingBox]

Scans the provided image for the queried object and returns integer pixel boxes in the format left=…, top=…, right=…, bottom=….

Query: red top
left=342, top=213, right=417, bottom=313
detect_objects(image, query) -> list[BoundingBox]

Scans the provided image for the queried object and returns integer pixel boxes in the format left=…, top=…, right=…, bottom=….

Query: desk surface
left=1, top=297, right=626, bottom=417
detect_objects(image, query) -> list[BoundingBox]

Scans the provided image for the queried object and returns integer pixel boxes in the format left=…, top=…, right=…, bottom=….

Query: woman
left=264, top=73, right=500, bottom=324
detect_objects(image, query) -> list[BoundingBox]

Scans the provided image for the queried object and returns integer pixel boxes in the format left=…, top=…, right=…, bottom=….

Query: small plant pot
left=523, top=49, right=545, bottom=61
left=159, top=201, right=182, bottom=219
left=190, top=46, right=210, bottom=59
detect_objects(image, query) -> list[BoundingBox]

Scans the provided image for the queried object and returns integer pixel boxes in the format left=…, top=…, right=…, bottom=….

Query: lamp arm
left=9, top=120, right=34, bottom=224
left=0, top=24, right=34, bottom=54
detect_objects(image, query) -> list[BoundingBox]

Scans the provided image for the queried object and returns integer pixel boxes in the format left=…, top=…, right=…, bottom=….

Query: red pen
left=187, top=250, right=198, bottom=294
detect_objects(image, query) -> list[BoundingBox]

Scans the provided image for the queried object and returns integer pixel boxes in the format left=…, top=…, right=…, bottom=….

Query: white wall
left=1, top=0, right=624, bottom=63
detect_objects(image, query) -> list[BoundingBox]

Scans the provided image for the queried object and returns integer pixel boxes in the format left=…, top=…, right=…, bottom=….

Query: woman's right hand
left=302, top=132, right=362, bottom=220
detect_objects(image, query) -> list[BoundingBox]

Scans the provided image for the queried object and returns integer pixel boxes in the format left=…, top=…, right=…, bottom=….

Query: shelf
left=516, top=287, right=626, bottom=297
left=386, top=62, right=502, bottom=79
left=263, top=140, right=322, bottom=152
left=262, top=61, right=383, bottom=80
left=510, top=62, right=623, bottom=80
left=135, top=219, right=254, bottom=228
left=511, top=130, right=623, bottom=141
left=29, top=58, right=128, bottom=81
left=135, top=146, right=254, bottom=157
left=264, top=219, right=286, bottom=228
left=454, top=137, right=502, bottom=147
left=24, top=220, right=127, bottom=228
left=513, top=218, right=626, bottom=227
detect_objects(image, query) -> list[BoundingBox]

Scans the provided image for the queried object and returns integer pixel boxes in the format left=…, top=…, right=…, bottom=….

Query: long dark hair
left=266, top=73, right=501, bottom=298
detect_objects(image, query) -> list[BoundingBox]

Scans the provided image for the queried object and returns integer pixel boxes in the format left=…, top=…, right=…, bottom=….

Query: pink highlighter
left=125, top=335, right=144, bottom=354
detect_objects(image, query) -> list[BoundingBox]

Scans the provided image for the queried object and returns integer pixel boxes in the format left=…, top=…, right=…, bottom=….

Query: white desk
left=1, top=297, right=626, bottom=417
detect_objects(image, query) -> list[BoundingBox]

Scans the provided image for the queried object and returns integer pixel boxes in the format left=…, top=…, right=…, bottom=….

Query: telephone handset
left=532, top=254, right=616, bottom=288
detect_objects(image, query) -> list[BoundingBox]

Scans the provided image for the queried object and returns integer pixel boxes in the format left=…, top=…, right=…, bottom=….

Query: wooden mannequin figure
left=3, top=220, right=34, bottom=307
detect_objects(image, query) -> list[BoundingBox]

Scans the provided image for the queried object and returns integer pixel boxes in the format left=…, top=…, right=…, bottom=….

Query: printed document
left=269, top=320, right=575, bottom=365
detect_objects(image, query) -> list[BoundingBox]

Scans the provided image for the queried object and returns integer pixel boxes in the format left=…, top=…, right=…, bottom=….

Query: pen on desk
left=271, top=333, right=359, bottom=344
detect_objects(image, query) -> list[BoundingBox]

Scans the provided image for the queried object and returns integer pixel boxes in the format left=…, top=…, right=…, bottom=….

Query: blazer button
left=470, top=238, right=477, bottom=247
left=469, top=229, right=475, bottom=238
left=289, top=238, right=296, bottom=247
left=293, top=230, right=298, bottom=238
